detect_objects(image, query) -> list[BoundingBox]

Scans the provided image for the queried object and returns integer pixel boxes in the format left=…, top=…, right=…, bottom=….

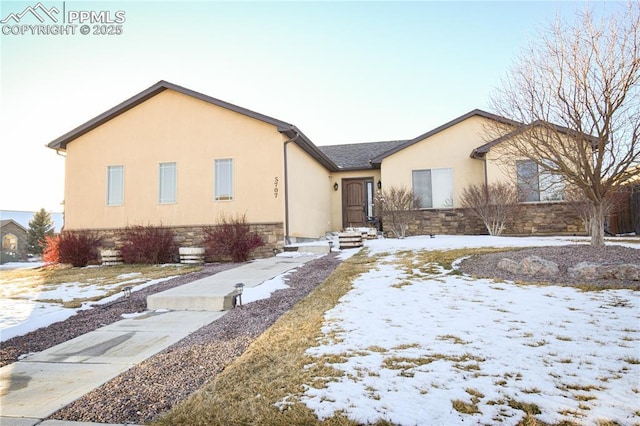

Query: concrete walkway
left=0, top=254, right=319, bottom=426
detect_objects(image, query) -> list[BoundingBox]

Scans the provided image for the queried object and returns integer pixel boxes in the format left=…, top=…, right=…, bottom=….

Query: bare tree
left=488, top=2, right=639, bottom=246
left=460, top=183, right=519, bottom=236
left=375, top=186, right=421, bottom=239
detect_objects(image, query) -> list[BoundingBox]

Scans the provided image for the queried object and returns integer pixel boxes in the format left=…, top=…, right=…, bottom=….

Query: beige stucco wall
left=286, top=143, right=333, bottom=239
left=379, top=116, right=491, bottom=207
left=64, top=90, right=288, bottom=230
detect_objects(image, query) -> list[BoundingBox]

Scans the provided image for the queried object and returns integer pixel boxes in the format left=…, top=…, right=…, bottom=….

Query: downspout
left=53, top=147, right=66, bottom=230
left=283, top=130, right=301, bottom=245
left=482, top=156, right=488, bottom=187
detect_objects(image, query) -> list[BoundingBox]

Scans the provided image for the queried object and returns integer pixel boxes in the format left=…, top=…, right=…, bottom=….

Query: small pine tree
left=27, top=208, right=55, bottom=255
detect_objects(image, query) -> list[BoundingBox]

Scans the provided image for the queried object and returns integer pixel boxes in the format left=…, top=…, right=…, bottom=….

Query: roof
left=0, top=210, right=64, bottom=233
left=0, top=219, right=27, bottom=233
left=470, top=120, right=600, bottom=159
left=47, top=80, right=339, bottom=171
left=319, top=140, right=408, bottom=170
left=370, top=109, right=520, bottom=164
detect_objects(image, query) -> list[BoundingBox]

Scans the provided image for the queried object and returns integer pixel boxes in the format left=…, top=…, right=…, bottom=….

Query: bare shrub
left=120, top=225, right=177, bottom=264
left=204, top=214, right=264, bottom=262
left=375, top=186, right=421, bottom=239
left=460, top=183, right=518, bottom=236
left=565, top=186, right=633, bottom=235
left=58, top=231, right=101, bottom=267
left=41, top=234, right=60, bottom=264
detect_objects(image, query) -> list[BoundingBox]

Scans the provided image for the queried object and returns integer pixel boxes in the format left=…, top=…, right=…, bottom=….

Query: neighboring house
left=0, top=219, right=28, bottom=263
left=0, top=210, right=64, bottom=233
left=48, top=81, right=585, bottom=255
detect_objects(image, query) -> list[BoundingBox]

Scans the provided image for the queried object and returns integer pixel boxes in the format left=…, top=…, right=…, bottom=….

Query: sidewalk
left=0, top=254, right=319, bottom=426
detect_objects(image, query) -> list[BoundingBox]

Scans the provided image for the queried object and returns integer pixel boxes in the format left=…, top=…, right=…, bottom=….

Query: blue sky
left=0, top=1, right=613, bottom=212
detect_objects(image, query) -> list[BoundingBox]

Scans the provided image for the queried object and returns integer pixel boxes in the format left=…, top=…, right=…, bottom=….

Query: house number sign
left=274, top=177, right=279, bottom=198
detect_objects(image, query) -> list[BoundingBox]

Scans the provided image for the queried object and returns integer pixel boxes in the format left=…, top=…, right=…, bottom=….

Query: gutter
left=282, top=129, right=301, bottom=245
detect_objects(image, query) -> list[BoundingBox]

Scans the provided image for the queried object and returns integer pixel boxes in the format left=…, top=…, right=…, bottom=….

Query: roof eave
left=370, top=109, right=521, bottom=163
left=47, top=80, right=296, bottom=151
left=279, top=126, right=339, bottom=171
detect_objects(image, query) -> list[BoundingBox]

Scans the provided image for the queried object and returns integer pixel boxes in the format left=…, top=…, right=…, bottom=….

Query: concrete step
left=147, top=254, right=318, bottom=312
left=283, top=242, right=332, bottom=255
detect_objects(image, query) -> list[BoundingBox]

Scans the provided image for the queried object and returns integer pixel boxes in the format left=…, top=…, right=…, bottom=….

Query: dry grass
left=152, top=245, right=635, bottom=426
left=393, top=247, right=514, bottom=277
left=0, top=263, right=201, bottom=308
left=155, top=250, right=377, bottom=426
left=452, top=399, right=480, bottom=414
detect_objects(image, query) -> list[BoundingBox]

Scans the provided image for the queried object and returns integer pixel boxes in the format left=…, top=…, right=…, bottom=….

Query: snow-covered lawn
left=0, top=264, right=194, bottom=342
left=300, top=236, right=640, bottom=425
left=0, top=253, right=308, bottom=343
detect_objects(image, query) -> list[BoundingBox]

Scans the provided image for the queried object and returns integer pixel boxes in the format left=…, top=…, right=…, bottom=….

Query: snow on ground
left=1, top=235, right=638, bottom=424
left=243, top=273, right=291, bottom=305
left=0, top=273, right=179, bottom=342
left=298, top=236, right=640, bottom=426
left=0, top=261, right=44, bottom=271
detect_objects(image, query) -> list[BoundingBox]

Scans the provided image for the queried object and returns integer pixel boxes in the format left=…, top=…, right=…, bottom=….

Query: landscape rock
left=497, top=256, right=559, bottom=277
left=497, top=258, right=520, bottom=274
left=570, top=262, right=640, bottom=281
left=521, top=256, right=560, bottom=276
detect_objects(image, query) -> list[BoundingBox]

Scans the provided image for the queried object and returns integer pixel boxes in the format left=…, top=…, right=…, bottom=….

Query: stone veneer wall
left=404, top=202, right=586, bottom=237
left=76, top=222, right=284, bottom=260
left=0, top=221, right=29, bottom=261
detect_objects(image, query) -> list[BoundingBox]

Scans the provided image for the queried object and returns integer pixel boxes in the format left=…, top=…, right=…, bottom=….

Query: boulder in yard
left=497, top=258, right=521, bottom=274
left=520, top=256, right=559, bottom=276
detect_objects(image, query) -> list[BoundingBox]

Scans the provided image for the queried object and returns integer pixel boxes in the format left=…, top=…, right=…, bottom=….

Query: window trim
left=158, top=162, right=177, bottom=204
left=516, top=159, right=565, bottom=203
left=214, top=158, right=234, bottom=201
left=106, top=165, right=124, bottom=206
left=412, top=167, right=454, bottom=209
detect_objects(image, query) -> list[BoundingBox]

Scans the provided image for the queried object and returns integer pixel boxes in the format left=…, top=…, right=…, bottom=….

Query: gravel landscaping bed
left=0, top=263, right=238, bottom=368
left=4, top=244, right=637, bottom=424
left=47, top=253, right=343, bottom=424
left=458, top=244, right=640, bottom=289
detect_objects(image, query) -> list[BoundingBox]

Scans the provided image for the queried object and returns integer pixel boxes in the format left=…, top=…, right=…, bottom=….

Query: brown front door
left=342, top=178, right=374, bottom=228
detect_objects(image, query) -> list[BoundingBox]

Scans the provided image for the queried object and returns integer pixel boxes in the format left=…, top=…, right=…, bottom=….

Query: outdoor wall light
left=234, top=283, right=245, bottom=308
left=377, top=180, right=382, bottom=189
left=333, top=183, right=339, bottom=191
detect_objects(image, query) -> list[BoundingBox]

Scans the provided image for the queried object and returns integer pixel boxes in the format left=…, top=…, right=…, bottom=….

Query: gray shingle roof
left=319, top=140, right=408, bottom=170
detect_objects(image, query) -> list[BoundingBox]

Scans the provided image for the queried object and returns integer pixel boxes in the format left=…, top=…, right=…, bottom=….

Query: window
left=106, top=165, right=124, bottom=206
left=516, top=160, right=564, bottom=202
left=159, top=162, right=177, bottom=204
left=412, top=168, right=453, bottom=208
left=366, top=181, right=374, bottom=218
left=214, top=159, right=234, bottom=201
left=2, top=234, right=17, bottom=251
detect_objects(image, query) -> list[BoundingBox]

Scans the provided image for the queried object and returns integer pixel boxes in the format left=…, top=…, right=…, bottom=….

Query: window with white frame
left=106, top=165, right=124, bottom=206
left=214, top=159, right=234, bottom=201
left=159, top=162, right=177, bottom=204
left=412, top=168, right=454, bottom=209
left=516, top=160, right=564, bottom=202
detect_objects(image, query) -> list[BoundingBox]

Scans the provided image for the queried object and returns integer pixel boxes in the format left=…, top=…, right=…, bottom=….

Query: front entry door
left=342, top=178, right=374, bottom=229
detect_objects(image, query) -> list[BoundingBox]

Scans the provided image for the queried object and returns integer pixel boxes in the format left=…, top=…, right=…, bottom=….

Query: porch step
left=147, top=255, right=318, bottom=312
left=283, top=242, right=332, bottom=254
